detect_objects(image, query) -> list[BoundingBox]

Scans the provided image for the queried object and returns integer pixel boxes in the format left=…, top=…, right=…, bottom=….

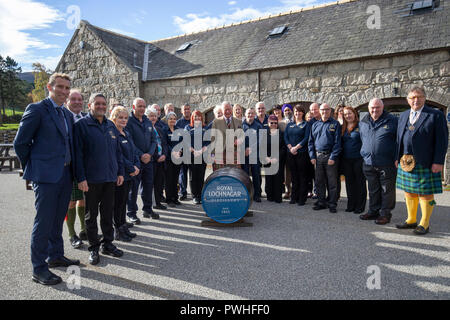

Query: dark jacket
left=14, top=98, right=75, bottom=183
left=359, top=111, right=398, bottom=167
left=125, top=113, right=156, bottom=159
left=118, top=129, right=141, bottom=181
left=396, top=105, right=448, bottom=168
left=74, top=113, right=124, bottom=183
left=308, top=118, right=342, bottom=161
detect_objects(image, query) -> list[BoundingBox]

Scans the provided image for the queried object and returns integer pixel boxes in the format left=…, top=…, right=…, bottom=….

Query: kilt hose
left=396, top=164, right=443, bottom=195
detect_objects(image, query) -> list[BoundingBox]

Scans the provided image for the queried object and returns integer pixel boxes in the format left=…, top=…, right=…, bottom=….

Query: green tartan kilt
left=71, top=180, right=84, bottom=201
left=396, top=164, right=443, bottom=195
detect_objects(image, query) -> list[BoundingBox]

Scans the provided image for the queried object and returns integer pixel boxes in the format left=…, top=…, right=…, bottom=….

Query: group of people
left=13, top=72, right=448, bottom=286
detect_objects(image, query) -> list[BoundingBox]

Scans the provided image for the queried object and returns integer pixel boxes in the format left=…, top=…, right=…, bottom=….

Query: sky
left=0, top=0, right=332, bottom=72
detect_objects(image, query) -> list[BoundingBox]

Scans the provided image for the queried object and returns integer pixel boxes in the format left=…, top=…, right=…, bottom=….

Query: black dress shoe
left=151, top=212, right=160, bottom=219
left=354, top=209, right=364, bottom=214
left=32, top=270, right=62, bottom=285
left=345, top=208, right=355, bottom=213
left=48, top=256, right=80, bottom=268
left=89, top=250, right=100, bottom=265
left=167, top=202, right=176, bottom=208
left=143, top=211, right=151, bottom=218
left=297, top=202, right=306, bottom=206
left=413, top=225, right=429, bottom=235
left=396, top=222, right=418, bottom=229
left=173, top=200, right=182, bottom=205
left=313, top=204, right=327, bottom=211
left=122, top=225, right=137, bottom=238
left=153, top=204, right=167, bottom=210
left=329, top=207, right=337, bottom=213
left=78, top=230, right=88, bottom=241
left=101, top=244, right=123, bottom=257
left=70, top=235, right=83, bottom=249
left=179, top=194, right=187, bottom=201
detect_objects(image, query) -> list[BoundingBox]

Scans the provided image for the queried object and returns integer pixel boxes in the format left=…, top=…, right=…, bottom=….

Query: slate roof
left=80, top=0, right=450, bottom=81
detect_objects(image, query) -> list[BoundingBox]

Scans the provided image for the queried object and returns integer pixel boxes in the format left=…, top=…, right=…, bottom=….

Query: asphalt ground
left=0, top=169, right=449, bottom=301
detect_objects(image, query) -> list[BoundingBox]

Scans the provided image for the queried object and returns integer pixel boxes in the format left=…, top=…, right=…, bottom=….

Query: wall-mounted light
left=392, top=77, right=400, bottom=96
left=79, top=41, right=85, bottom=50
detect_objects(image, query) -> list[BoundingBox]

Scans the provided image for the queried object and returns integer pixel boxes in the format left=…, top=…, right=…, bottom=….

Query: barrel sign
left=202, top=169, right=252, bottom=224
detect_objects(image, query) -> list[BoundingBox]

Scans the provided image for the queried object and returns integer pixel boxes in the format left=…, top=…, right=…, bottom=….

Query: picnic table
left=0, top=144, right=19, bottom=171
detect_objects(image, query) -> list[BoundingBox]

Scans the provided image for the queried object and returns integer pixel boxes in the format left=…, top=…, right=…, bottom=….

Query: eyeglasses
left=407, top=96, right=425, bottom=100
left=269, top=122, right=278, bottom=125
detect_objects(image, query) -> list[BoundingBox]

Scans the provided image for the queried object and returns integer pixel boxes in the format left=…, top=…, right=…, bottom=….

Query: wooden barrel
left=201, top=167, right=254, bottom=224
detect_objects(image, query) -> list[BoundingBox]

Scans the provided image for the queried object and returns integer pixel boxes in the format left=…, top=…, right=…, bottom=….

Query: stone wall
left=144, top=49, right=450, bottom=112
left=57, top=24, right=140, bottom=108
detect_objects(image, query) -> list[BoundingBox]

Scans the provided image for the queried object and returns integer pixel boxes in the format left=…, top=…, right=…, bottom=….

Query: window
left=269, top=26, right=287, bottom=37
left=176, top=42, right=192, bottom=52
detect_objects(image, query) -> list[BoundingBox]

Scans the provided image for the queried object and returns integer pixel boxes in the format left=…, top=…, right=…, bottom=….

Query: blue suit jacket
left=14, top=98, right=74, bottom=183
left=396, top=105, right=448, bottom=168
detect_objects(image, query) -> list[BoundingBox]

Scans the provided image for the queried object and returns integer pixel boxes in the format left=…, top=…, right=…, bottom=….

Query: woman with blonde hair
left=110, top=106, right=140, bottom=241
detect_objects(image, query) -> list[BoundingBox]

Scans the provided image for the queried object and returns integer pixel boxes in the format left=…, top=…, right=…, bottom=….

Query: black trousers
left=189, top=163, right=206, bottom=200
left=165, top=160, right=181, bottom=203
left=315, top=153, right=339, bottom=209
left=362, top=164, right=396, bottom=218
left=287, top=151, right=310, bottom=204
left=342, top=158, right=367, bottom=212
left=265, top=165, right=284, bottom=203
left=114, top=180, right=131, bottom=229
left=153, top=161, right=165, bottom=205
left=85, top=182, right=115, bottom=251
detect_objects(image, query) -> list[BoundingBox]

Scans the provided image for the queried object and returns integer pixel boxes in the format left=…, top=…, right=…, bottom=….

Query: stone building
left=56, top=0, right=450, bottom=182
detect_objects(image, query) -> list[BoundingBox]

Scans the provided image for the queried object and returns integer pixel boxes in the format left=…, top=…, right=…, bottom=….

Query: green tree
left=31, top=63, right=51, bottom=102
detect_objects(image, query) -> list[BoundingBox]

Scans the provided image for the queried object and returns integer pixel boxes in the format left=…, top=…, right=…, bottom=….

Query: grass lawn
left=4, top=107, right=24, bottom=117
left=0, top=123, right=19, bottom=131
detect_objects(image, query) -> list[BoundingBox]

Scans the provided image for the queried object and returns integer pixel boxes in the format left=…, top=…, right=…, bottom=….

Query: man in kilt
left=395, top=86, right=448, bottom=235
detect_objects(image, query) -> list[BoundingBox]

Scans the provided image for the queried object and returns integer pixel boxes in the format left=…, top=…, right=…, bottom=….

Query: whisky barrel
left=201, top=167, right=254, bottom=224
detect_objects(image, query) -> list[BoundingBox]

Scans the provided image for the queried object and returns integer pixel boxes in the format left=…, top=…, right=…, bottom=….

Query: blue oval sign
left=201, top=175, right=250, bottom=224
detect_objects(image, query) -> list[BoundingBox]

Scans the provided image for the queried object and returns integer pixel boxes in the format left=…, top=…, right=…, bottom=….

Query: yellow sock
left=404, top=194, right=419, bottom=224
left=418, top=198, right=435, bottom=230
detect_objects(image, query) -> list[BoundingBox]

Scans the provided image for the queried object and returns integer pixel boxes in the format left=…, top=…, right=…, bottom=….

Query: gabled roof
left=65, top=0, right=450, bottom=81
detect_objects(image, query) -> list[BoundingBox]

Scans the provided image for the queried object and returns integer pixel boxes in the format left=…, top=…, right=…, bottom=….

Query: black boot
left=115, top=226, right=132, bottom=242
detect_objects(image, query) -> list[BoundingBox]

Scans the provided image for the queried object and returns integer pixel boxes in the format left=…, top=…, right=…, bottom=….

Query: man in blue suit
left=14, top=73, right=80, bottom=285
left=395, top=86, right=448, bottom=235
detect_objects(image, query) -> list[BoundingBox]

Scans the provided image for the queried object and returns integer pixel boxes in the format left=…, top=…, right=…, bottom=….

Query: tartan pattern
left=71, top=180, right=84, bottom=201
left=396, top=164, right=443, bottom=195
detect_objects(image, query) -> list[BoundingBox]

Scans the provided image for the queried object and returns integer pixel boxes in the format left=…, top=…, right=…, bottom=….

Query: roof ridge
left=149, top=0, right=358, bottom=43
left=81, top=20, right=147, bottom=43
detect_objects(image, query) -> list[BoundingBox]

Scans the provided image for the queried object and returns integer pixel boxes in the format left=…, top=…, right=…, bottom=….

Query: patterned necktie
left=226, top=118, right=231, bottom=129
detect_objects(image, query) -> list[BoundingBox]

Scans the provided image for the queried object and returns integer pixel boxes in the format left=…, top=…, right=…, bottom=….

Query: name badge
left=109, top=130, right=116, bottom=139
left=383, top=125, right=389, bottom=130
left=122, top=140, right=128, bottom=144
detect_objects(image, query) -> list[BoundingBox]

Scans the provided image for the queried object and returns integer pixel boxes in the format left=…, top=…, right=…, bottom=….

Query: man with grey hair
left=359, top=98, right=398, bottom=225
left=176, top=103, right=192, bottom=200
left=308, top=103, right=342, bottom=213
left=255, top=101, right=268, bottom=127
left=162, top=103, right=175, bottom=124
left=126, top=98, right=157, bottom=223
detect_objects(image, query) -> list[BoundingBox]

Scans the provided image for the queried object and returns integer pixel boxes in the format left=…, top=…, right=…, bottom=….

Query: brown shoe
left=375, top=216, right=391, bottom=225
left=359, top=213, right=379, bottom=220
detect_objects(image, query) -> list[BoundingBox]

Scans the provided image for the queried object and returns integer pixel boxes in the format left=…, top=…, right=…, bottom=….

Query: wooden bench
left=0, top=144, right=18, bottom=172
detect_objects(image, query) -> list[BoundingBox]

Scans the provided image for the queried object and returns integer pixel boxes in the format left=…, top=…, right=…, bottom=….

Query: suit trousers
left=315, top=153, right=339, bottom=209
left=242, top=163, right=262, bottom=199
left=85, top=182, right=115, bottom=251
left=31, top=166, right=72, bottom=274
left=363, top=164, right=396, bottom=218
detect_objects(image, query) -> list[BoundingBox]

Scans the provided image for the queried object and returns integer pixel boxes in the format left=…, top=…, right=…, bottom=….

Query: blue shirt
left=359, top=111, right=398, bottom=167
left=255, top=115, right=268, bottom=128
left=284, top=121, right=310, bottom=153
left=308, top=118, right=342, bottom=160
left=176, top=117, right=190, bottom=130
left=118, top=129, right=140, bottom=181
left=74, top=113, right=124, bottom=183
left=342, top=126, right=363, bottom=159
left=125, top=113, right=157, bottom=159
